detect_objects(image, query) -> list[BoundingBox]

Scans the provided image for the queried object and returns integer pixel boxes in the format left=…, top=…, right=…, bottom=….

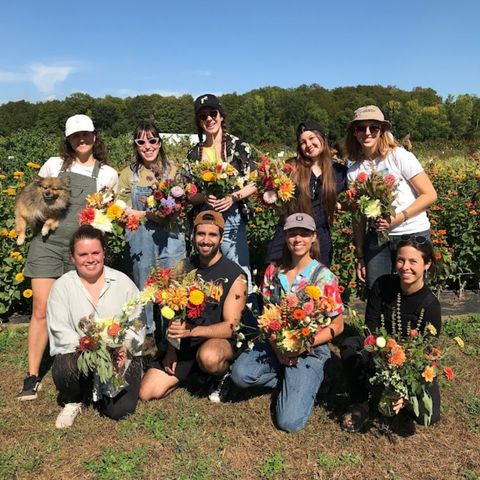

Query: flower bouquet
left=76, top=309, right=145, bottom=389
left=144, top=266, right=223, bottom=349
left=346, top=169, right=398, bottom=244
left=79, top=186, right=140, bottom=233
left=251, top=156, right=296, bottom=208
left=143, top=177, right=197, bottom=230
left=190, top=159, right=248, bottom=199
left=257, top=283, right=341, bottom=354
left=363, top=305, right=454, bottom=425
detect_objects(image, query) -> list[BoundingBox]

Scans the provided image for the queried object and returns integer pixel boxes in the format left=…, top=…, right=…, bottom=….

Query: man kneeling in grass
left=140, top=211, right=246, bottom=403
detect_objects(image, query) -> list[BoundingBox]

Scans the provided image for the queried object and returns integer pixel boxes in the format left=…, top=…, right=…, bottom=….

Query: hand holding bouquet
left=347, top=169, right=398, bottom=243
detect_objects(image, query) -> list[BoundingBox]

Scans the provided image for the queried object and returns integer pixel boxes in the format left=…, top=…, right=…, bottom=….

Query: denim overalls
left=124, top=167, right=186, bottom=333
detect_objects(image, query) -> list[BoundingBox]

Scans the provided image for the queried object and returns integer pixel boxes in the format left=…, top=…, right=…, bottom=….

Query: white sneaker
left=55, top=403, right=82, bottom=429
left=208, top=373, right=231, bottom=403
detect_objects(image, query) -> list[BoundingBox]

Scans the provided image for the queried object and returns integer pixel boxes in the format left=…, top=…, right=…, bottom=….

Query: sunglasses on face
left=400, top=234, right=428, bottom=244
left=354, top=124, right=381, bottom=135
left=134, top=137, right=160, bottom=147
left=198, top=109, right=219, bottom=122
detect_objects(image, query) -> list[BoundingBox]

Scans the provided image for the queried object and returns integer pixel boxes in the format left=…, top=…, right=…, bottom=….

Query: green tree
left=446, top=94, right=474, bottom=139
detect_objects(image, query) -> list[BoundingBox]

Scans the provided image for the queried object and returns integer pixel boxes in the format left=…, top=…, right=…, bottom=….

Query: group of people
left=17, top=95, right=441, bottom=433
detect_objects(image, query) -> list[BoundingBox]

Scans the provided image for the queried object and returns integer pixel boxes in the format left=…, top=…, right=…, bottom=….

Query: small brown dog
left=15, top=175, right=71, bottom=245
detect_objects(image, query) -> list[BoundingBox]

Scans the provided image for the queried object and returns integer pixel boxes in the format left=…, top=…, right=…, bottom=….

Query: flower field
left=1, top=131, right=479, bottom=318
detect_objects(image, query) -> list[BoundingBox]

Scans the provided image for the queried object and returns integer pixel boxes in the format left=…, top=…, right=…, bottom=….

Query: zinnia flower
left=301, top=328, right=311, bottom=336
left=443, top=367, right=454, bottom=381
left=302, top=300, right=314, bottom=315
left=23, top=289, right=33, bottom=298
left=171, top=186, right=184, bottom=198
left=357, top=172, right=368, bottom=182
left=79, top=335, right=94, bottom=351
left=9, top=230, right=18, bottom=238
left=107, top=323, right=121, bottom=336
left=383, top=174, right=396, bottom=187
left=293, top=309, right=305, bottom=320
left=188, top=288, right=205, bottom=306
left=269, top=321, right=281, bottom=331
left=364, top=335, right=376, bottom=347
left=15, top=272, right=25, bottom=282
left=106, top=204, right=123, bottom=220
left=305, top=285, right=321, bottom=300
left=27, top=162, right=41, bottom=168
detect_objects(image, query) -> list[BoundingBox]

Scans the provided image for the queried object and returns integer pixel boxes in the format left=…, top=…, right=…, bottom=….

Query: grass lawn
left=1, top=315, right=479, bottom=480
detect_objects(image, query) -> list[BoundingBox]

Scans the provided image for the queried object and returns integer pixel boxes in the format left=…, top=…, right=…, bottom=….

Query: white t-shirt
left=347, top=147, right=430, bottom=235
left=39, top=156, right=119, bottom=191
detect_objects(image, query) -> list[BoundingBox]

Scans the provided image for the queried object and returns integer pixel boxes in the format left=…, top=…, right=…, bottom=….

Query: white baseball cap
left=65, top=114, right=95, bottom=137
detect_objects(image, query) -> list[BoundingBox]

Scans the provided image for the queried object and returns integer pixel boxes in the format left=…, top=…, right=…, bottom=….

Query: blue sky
left=1, top=0, right=478, bottom=104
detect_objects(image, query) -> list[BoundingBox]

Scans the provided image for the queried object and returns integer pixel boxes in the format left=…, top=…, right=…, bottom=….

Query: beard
left=196, top=242, right=221, bottom=260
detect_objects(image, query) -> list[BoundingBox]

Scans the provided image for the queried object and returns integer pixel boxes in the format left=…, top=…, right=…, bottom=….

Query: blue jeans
left=364, top=229, right=431, bottom=290
left=125, top=177, right=186, bottom=333
left=231, top=341, right=330, bottom=432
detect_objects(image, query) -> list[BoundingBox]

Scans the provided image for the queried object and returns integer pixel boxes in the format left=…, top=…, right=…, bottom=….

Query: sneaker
left=17, top=374, right=42, bottom=401
left=55, top=403, right=82, bottom=429
left=208, top=373, right=231, bottom=403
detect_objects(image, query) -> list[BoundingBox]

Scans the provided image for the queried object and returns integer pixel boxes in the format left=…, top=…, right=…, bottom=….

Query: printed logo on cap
left=295, top=215, right=304, bottom=221
left=200, top=96, right=209, bottom=104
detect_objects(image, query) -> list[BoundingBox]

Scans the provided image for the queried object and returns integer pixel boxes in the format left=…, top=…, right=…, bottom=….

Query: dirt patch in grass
left=1, top=322, right=479, bottom=480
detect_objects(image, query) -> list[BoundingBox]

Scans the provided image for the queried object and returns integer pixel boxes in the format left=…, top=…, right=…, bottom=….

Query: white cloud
left=30, top=64, right=75, bottom=95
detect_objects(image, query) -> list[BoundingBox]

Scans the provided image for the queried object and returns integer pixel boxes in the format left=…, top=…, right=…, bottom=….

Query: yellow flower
left=159, top=181, right=166, bottom=189
left=10, top=251, right=20, bottom=258
left=426, top=324, right=437, bottom=336
left=163, top=286, right=188, bottom=310
left=454, top=336, right=465, bottom=349
left=364, top=199, right=382, bottom=218
left=147, top=196, right=156, bottom=208
left=17, top=255, right=23, bottom=261
left=0, top=229, right=8, bottom=237
left=13, top=171, right=24, bottom=178
left=189, top=289, right=205, bottom=306
left=202, top=171, right=215, bottom=182
left=161, top=306, right=175, bottom=320
left=3, top=189, right=16, bottom=196
left=258, top=304, right=282, bottom=331
left=106, top=204, right=123, bottom=219
left=0, top=174, right=5, bottom=180
left=26, top=162, right=41, bottom=169
left=278, top=178, right=295, bottom=202
left=9, top=230, right=18, bottom=238
left=18, top=183, right=25, bottom=188
left=226, top=164, right=236, bottom=176
left=23, top=289, right=33, bottom=298
left=305, top=285, right=321, bottom=300
left=91, top=212, right=113, bottom=233
left=15, top=273, right=25, bottom=282
left=250, top=171, right=258, bottom=180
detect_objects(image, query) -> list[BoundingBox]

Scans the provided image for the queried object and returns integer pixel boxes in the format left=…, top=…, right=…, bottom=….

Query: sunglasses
left=354, top=124, right=381, bottom=135
left=134, top=137, right=160, bottom=147
left=198, top=109, right=219, bottom=122
left=400, top=234, right=428, bottom=244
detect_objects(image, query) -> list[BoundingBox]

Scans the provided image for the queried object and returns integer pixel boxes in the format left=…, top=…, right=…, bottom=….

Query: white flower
left=263, top=190, right=278, bottom=204
left=236, top=341, right=243, bottom=349
left=237, top=332, right=245, bottom=340
left=137, top=286, right=156, bottom=305
left=122, top=299, right=138, bottom=316
left=246, top=303, right=253, bottom=310
left=364, top=199, right=382, bottom=218
left=91, top=212, right=113, bottom=233
left=114, top=199, right=127, bottom=209
left=376, top=337, right=386, bottom=348
left=247, top=341, right=254, bottom=350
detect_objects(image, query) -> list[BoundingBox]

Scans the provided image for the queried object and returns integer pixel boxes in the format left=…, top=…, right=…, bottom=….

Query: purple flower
left=161, top=196, right=176, bottom=209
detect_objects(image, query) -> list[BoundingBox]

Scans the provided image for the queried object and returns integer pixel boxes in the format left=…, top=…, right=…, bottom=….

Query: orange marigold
left=293, top=309, right=305, bottom=320
left=301, top=328, right=311, bottom=336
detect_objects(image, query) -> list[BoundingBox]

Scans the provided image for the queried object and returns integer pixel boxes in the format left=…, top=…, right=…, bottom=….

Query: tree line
left=1, top=84, right=479, bottom=145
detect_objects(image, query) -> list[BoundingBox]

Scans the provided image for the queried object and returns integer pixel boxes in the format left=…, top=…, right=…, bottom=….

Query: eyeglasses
left=400, top=234, right=428, bottom=244
left=354, top=124, right=381, bottom=135
left=198, top=109, right=219, bottom=122
left=134, top=137, right=160, bottom=147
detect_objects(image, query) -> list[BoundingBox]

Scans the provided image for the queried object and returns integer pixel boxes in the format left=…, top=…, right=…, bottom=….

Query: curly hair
left=59, top=133, right=108, bottom=170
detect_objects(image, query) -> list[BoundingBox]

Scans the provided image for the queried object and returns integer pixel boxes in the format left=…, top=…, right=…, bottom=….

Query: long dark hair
left=132, top=122, right=168, bottom=175
left=69, top=225, right=107, bottom=256
left=195, top=107, right=227, bottom=163
left=59, top=132, right=108, bottom=170
left=288, top=125, right=338, bottom=227
left=276, top=229, right=321, bottom=273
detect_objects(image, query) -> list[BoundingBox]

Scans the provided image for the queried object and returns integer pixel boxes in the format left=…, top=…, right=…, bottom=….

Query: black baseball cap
left=194, top=94, right=222, bottom=114
left=296, top=119, right=325, bottom=137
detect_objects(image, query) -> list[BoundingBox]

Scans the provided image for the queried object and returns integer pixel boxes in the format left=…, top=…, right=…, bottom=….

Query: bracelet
left=401, top=210, right=409, bottom=222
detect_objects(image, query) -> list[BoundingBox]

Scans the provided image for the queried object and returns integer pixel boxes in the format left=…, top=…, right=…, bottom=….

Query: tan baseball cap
left=284, top=213, right=316, bottom=232
left=193, top=210, right=225, bottom=230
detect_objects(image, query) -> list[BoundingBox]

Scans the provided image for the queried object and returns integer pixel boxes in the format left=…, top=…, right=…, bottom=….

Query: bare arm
left=312, top=313, right=344, bottom=347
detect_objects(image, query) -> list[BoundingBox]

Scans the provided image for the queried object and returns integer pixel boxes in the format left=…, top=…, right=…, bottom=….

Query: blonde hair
left=344, top=123, right=396, bottom=162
